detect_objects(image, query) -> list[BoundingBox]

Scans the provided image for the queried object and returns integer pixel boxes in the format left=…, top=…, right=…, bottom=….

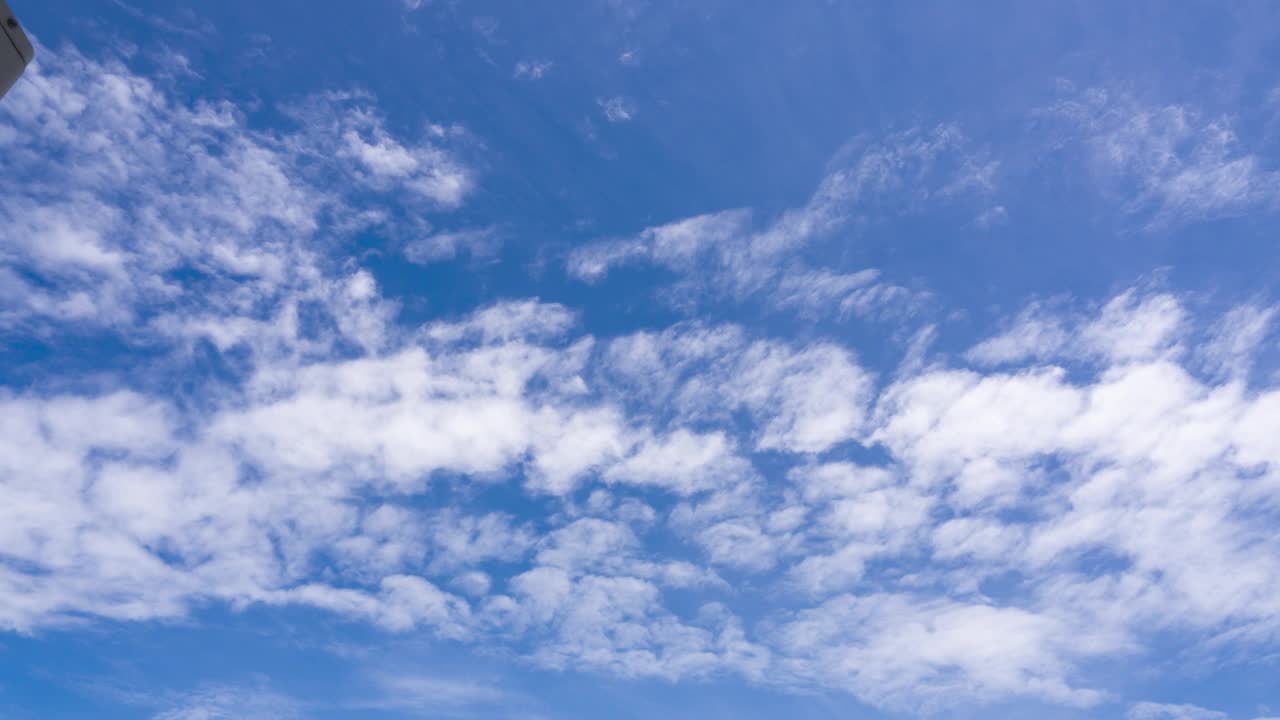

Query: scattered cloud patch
left=360, top=672, right=517, bottom=712
left=567, top=126, right=991, bottom=320
left=404, top=226, right=503, bottom=265
left=152, top=683, right=302, bottom=720
left=1130, top=702, right=1230, bottom=720
left=567, top=209, right=750, bottom=282
left=1048, top=88, right=1280, bottom=226
left=966, top=289, right=1186, bottom=367
left=0, top=47, right=473, bottom=338
left=975, top=204, right=1008, bottom=227
left=598, top=96, right=636, bottom=123
left=514, top=60, right=552, bottom=80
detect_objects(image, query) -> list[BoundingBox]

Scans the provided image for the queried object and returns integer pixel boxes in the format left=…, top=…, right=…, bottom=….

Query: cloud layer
left=2, top=36, right=1279, bottom=719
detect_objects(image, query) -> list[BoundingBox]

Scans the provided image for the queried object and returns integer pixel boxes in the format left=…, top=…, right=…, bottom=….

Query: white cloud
left=451, top=571, right=493, bottom=597
left=603, top=429, right=750, bottom=495
left=771, top=267, right=924, bottom=321
left=599, top=96, right=636, bottom=123
left=598, top=324, right=873, bottom=454
left=967, top=290, right=1185, bottom=367
left=1198, top=303, right=1276, bottom=380
left=4, top=279, right=1280, bottom=712
left=1049, top=88, right=1280, bottom=225
left=151, top=683, right=302, bottom=720
left=1080, top=290, right=1185, bottom=362
left=741, top=125, right=984, bottom=269
left=737, top=341, right=873, bottom=453
left=534, top=518, right=637, bottom=572
left=784, top=462, right=931, bottom=594
left=527, top=407, right=634, bottom=494
left=424, top=510, right=533, bottom=574
left=567, top=126, right=991, bottom=319
left=275, top=575, right=472, bottom=636
left=8, top=39, right=1280, bottom=720
left=364, top=672, right=514, bottom=711
left=336, top=123, right=473, bottom=207
left=875, top=297, right=1280, bottom=665
left=696, top=520, right=780, bottom=572
left=423, top=299, right=578, bottom=345
left=975, top=204, right=1008, bottom=227
left=404, top=226, right=502, bottom=265
left=965, top=303, right=1070, bottom=366
left=1130, top=702, right=1230, bottom=720
left=503, top=568, right=755, bottom=680
left=0, top=46, right=473, bottom=336
left=770, top=593, right=1112, bottom=710
left=567, top=209, right=750, bottom=282
left=514, top=60, right=552, bottom=80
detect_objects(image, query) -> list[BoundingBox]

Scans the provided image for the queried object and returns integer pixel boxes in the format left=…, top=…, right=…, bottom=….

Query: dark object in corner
left=0, top=0, right=33, bottom=101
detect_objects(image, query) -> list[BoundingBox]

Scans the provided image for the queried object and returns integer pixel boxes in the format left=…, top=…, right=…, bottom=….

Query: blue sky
left=2, top=1, right=1280, bottom=718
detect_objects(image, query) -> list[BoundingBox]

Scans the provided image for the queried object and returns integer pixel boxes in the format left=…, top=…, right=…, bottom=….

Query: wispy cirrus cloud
left=566, top=125, right=990, bottom=320
left=1047, top=87, right=1280, bottom=227
left=149, top=682, right=303, bottom=720
left=1130, top=703, right=1229, bottom=720
left=404, top=226, right=503, bottom=265
left=357, top=672, right=519, bottom=715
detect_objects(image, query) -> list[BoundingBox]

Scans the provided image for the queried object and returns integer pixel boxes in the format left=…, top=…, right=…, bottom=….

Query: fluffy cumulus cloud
left=4, top=36, right=1280, bottom=719
left=0, top=46, right=470, bottom=335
